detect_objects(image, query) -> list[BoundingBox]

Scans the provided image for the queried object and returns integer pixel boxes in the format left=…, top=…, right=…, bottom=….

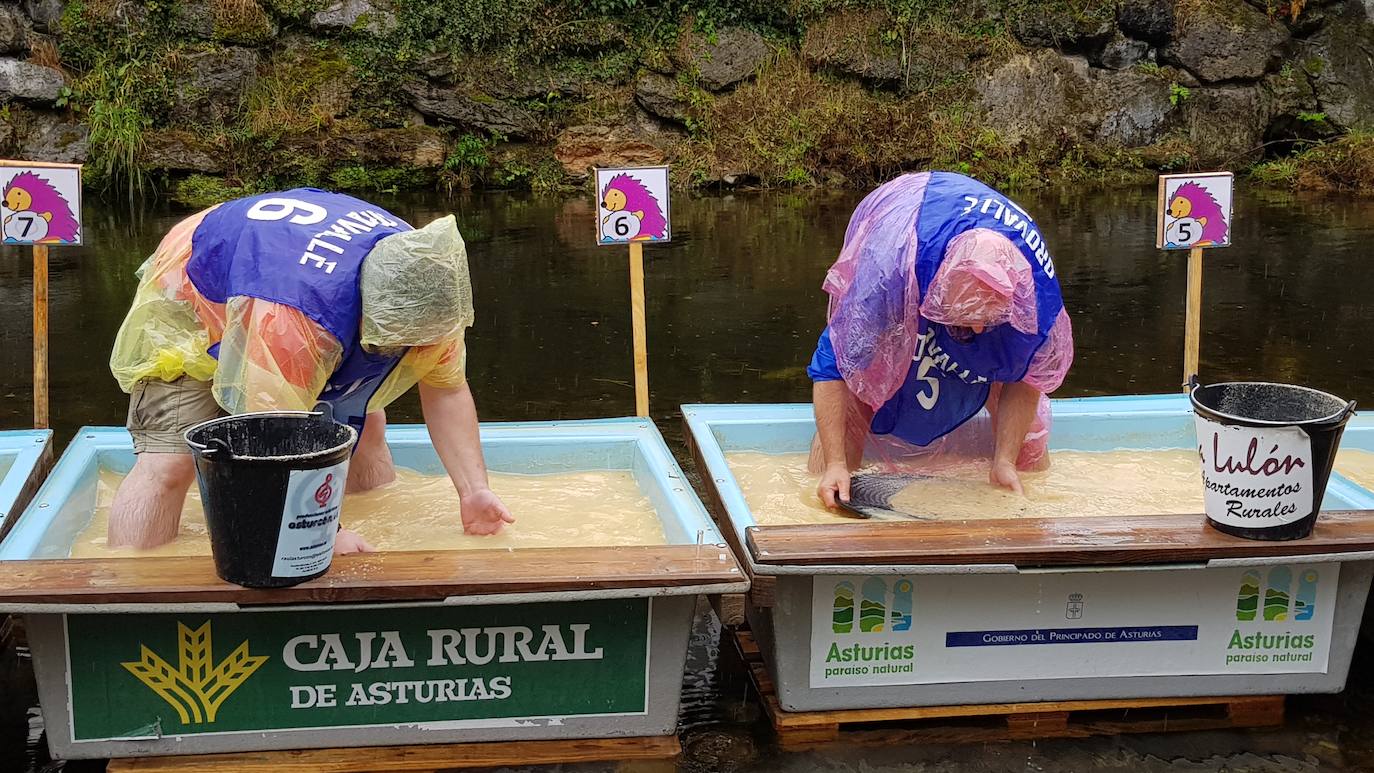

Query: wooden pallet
left=732, top=629, right=1285, bottom=750
left=105, top=736, right=680, bottom=773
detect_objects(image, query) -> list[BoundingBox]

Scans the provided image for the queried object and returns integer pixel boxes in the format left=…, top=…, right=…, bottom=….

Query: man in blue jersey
left=808, top=172, right=1074, bottom=508
left=109, top=190, right=513, bottom=552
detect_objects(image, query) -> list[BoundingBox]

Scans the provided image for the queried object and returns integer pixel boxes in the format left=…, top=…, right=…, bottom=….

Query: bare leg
left=108, top=453, right=196, bottom=549
left=347, top=410, right=396, bottom=494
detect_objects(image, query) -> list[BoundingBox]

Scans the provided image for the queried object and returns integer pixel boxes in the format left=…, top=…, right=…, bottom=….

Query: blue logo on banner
left=945, top=626, right=1199, bottom=647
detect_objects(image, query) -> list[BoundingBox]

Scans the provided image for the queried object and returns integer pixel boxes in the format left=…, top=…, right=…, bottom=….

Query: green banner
left=66, top=598, right=650, bottom=741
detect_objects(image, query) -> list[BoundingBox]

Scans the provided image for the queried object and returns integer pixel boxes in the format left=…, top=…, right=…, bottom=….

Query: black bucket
left=184, top=411, right=356, bottom=588
left=1190, top=381, right=1356, bottom=541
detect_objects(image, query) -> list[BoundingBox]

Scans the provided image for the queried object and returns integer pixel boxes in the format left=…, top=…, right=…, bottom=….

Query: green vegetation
left=1253, top=133, right=1374, bottom=195
left=171, top=174, right=263, bottom=208
left=38, top=0, right=1374, bottom=202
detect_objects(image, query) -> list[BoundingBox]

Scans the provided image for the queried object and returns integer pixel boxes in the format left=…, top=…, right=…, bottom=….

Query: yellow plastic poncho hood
left=360, top=215, right=475, bottom=351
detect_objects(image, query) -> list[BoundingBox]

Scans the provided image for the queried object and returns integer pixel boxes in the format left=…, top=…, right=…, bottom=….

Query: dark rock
left=675, top=26, right=771, bottom=91
left=0, top=59, right=63, bottom=103
left=17, top=111, right=88, bottom=163
left=1306, top=1, right=1374, bottom=131
left=171, top=47, right=260, bottom=124
left=483, top=66, right=598, bottom=101
left=310, top=0, right=396, bottom=34
left=22, top=0, right=62, bottom=33
left=802, top=10, right=903, bottom=88
left=332, top=126, right=447, bottom=167
left=1095, top=32, right=1150, bottom=70
left=1182, top=85, right=1268, bottom=164
left=977, top=51, right=1099, bottom=145
left=1163, top=2, right=1288, bottom=83
left=1095, top=68, right=1174, bottom=146
left=634, top=73, right=690, bottom=124
left=1263, top=69, right=1336, bottom=145
left=404, top=82, right=542, bottom=138
left=0, top=6, right=27, bottom=55
left=416, top=53, right=455, bottom=82
left=553, top=124, right=667, bottom=177
left=1011, top=9, right=1115, bottom=54
left=1117, top=0, right=1174, bottom=47
left=172, top=0, right=216, bottom=39
left=977, top=50, right=1176, bottom=148
left=142, top=130, right=223, bottom=173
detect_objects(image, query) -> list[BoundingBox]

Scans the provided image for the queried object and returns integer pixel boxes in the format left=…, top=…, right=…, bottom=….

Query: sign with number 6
left=0, top=161, right=82, bottom=246
left=594, top=166, right=671, bottom=245
left=1157, top=172, right=1232, bottom=250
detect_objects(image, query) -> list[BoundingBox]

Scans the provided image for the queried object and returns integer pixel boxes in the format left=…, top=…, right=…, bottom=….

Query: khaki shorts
left=127, top=376, right=225, bottom=454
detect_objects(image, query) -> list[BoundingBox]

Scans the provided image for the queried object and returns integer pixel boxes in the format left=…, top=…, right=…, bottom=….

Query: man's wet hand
left=334, top=528, right=375, bottom=555
left=990, top=460, right=1024, bottom=495
left=461, top=488, right=516, bottom=535
left=817, top=462, right=852, bottom=510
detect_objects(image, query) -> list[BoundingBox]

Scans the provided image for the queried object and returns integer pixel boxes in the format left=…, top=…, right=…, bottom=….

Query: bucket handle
left=199, top=437, right=234, bottom=458
left=1339, top=400, right=1358, bottom=422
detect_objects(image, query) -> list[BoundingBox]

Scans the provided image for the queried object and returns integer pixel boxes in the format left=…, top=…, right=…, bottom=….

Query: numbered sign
left=595, top=166, right=671, bottom=245
left=1157, top=172, right=1232, bottom=250
left=0, top=161, right=82, bottom=246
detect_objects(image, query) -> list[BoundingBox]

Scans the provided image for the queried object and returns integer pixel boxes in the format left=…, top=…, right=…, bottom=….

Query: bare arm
left=420, top=381, right=514, bottom=534
left=813, top=380, right=861, bottom=508
left=990, top=380, right=1042, bottom=494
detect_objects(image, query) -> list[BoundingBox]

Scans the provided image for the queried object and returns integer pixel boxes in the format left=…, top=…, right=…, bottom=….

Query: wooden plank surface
left=105, top=735, right=681, bottom=772
left=747, top=511, right=1374, bottom=567
left=0, top=545, right=742, bottom=606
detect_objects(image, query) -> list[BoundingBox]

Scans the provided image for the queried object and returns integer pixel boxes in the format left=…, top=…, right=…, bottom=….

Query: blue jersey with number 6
left=187, top=188, right=413, bottom=434
left=808, top=172, right=1063, bottom=446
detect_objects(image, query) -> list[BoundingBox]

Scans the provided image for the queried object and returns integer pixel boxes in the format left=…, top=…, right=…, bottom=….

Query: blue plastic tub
left=0, top=419, right=744, bottom=759
left=684, top=394, right=1374, bottom=711
left=0, top=429, right=53, bottom=543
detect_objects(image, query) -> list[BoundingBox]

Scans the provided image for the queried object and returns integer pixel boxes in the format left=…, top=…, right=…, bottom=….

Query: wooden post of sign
left=32, top=243, right=48, bottom=429
left=629, top=241, right=649, bottom=418
left=1182, top=245, right=1202, bottom=392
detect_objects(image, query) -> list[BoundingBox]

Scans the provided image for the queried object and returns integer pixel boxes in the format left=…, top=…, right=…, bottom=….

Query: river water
left=3, top=185, right=1374, bottom=771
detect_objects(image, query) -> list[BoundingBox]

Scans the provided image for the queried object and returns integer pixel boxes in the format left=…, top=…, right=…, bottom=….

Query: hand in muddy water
left=816, top=462, right=851, bottom=510
left=461, top=488, right=516, bottom=535
left=334, top=528, right=375, bottom=554
left=989, top=459, right=1024, bottom=495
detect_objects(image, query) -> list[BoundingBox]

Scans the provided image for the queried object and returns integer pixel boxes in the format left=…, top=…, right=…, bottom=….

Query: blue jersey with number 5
left=187, top=188, right=413, bottom=433
left=808, top=172, right=1063, bottom=447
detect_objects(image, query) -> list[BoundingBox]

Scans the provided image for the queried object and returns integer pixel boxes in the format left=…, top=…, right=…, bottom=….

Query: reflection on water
left=5, top=185, right=1374, bottom=769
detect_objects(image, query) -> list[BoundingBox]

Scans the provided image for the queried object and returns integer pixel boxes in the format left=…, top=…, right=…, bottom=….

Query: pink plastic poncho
left=819, top=172, right=1074, bottom=470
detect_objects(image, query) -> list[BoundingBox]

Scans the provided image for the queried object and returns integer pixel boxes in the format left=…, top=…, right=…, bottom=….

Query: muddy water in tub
left=726, top=450, right=1205, bottom=525
left=1336, top=448, right=1374, bottom=491
left=72, top=467, right=666, bottom=557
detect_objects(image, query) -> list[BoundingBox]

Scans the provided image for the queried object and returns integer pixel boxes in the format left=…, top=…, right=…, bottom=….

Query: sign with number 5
left=1157, top=172, right=1232, bottom=250
left=0, top=161, right=82, bottom=246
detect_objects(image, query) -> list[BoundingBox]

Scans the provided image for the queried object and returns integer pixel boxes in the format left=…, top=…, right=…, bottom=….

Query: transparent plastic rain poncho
left=111, top=211, right=472, bottom=416
left=817, top=172, right=1074, bottom=471
left=360, top=215, right=475, bottom=350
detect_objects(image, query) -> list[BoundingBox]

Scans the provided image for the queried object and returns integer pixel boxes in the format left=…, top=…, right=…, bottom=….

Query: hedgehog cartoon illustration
left=3, top=171, right=79, bottom=244
left=600, top=174, right=667, bottom=241
left=1167, top=182, right=1228, bottom=247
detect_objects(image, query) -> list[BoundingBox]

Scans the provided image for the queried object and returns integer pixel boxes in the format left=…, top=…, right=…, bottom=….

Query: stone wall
left=0, top=0, right=1370, bottom=198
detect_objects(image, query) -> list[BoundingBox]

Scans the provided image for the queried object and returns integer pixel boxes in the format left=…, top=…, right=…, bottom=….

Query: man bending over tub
left=107, top=188, right=514, bottom=553
left=808, top=171, right=1075, bottom=509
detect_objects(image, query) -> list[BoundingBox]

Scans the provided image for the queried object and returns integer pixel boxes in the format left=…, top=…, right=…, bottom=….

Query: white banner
left=810, top=564, right=1339, bottom=688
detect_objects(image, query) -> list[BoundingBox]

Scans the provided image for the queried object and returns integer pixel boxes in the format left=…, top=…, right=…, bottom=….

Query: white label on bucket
left=1195, top=417, right=1313, bottom=529
left=272, top=461, right=349, bottom=578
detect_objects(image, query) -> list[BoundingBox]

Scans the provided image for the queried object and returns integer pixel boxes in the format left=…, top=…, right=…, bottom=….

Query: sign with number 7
left=0, top=161, right=82, bottom=246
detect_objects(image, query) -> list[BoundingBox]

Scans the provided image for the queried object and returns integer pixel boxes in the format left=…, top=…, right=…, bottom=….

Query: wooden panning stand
left=0, top=543, right=744, bottom=770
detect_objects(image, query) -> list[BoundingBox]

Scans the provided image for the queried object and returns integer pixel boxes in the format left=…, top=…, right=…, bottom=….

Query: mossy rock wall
left=0, top=0, right=1371, bottom=200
